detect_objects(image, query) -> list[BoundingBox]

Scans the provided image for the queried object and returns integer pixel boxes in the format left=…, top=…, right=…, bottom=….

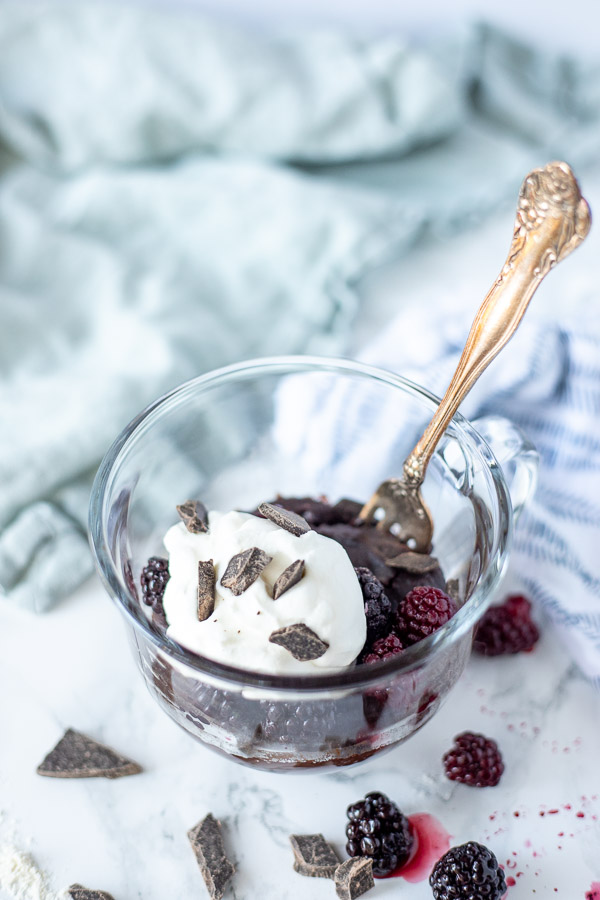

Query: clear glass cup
left=89, top=357, right=538, bottom=771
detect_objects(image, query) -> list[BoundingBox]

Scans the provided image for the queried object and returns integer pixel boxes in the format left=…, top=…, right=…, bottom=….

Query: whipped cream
left=161, top=510, right=366, bottom=675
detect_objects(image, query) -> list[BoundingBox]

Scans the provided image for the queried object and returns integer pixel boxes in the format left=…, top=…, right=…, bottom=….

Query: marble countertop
left=1, top=567, right=599, bottom=900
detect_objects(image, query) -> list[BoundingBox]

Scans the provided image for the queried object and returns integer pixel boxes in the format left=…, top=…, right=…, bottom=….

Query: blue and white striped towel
left=279, top=313, right=600, bottom=685
left=370, top=317, right=600, bottom=685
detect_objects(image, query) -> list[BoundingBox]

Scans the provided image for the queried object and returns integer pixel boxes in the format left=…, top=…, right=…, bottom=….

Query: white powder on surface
left=0, top=844, right=63, bottom=900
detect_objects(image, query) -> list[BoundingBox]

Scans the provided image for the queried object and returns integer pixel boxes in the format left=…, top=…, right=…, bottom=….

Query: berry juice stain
left=586, top=882, right=600, bottom=900
left=384, top=813, right=451, bottom=882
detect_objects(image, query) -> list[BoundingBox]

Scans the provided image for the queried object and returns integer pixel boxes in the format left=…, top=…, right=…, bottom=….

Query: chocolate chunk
left=187, top=813, right=235, bottom=900
left=269, top=623, right=329, bottom=661
left=272, top=559, right=305, bottom=600
left=220, top=547, right=272, bottom=595
left=289, top=834, right=340, bottom=878
left=68, top=885, right=115, bottom=900
left=198, top=559, right=216, bottom=620
left=258, top=502, right=311, bottom=536
left=37, top=729, right=142, bottom=779
left=269, top=496, right=340, bottom=526
left=334, top=858, right=374, bottom=899
left=385, top=550, right=439, bottom=574
left=177, top=500, right=209, bottom=534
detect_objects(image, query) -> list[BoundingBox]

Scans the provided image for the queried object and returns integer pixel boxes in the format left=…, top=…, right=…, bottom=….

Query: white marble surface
left=1, top=568, right=599, bottom=900
left=2, top=170, right=600, bottom=900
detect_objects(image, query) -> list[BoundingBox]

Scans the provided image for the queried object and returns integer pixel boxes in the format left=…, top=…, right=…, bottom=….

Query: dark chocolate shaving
left=176, top=500, right=209, bottom=534
left=37, top=729, right=142, bottom=779
left=68, top=885, right=115, bottom=900
left=385, top=550, right=439, bottom=574
left=197, top=560, right=216, bottom=621
left=289, top=834, right=340, bottom=879
left=187, top=813, right=235, bottom=900
left=334, top=858, right=374, bottom=899
left=272, top=559, right=305, bottom=600
left=269, top=623, right=329, bottom=661
left=220, top=547, right=272, bottom=595
left=258, top=502, right=311, bottom=536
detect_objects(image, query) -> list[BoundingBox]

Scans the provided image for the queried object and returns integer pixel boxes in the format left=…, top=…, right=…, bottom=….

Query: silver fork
left=359, top=160, right=591, bottom=551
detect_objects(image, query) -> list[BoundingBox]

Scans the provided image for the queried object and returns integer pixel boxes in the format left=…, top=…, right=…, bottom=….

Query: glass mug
left=89, top=357, right=538, bottom=771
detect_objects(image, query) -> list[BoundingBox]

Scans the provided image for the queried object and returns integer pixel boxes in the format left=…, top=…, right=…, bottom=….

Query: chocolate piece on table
left=334, top=858, right=374, bottom=900
left=272, top=559, right=305, bottom=600
left=187, top=813, right=235, bottom=900
left=289, top=833, right=340, bottom=879
left=385, top=550, right=440, bottom=574
left=176, top=500, right=209, bottom=534
left=257, top=502, right=311, bottom=536
left=197, top=559, right=216, bottom=621
left=220, top=547, right=272, bottom=596
left=37, top=729, right=142, bottom=779
left=68, top=885, right=115, bottom=900
left=269, top=623, right=329, bottom=661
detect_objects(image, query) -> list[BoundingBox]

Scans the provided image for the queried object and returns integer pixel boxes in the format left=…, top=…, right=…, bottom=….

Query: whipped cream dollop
left=161, top=510, right=366, bottom=675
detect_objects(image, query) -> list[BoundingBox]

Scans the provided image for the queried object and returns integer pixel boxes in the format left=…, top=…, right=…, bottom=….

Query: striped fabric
left=360, top=316, right=600, bottom=685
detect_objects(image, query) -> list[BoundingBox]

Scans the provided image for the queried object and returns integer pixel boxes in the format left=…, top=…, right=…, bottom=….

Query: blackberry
left=355, top=567, right=393, bottom=643
left=345, top=791, right=414, bottom=876
left=360, top=633, right=404, bottom=665
left=429, top=841, right=507, bottom=900
left=443, top=732, right=504, bottom=787
left=474, top=594, right=539, bottom=656
left=140, top=557, right=170, bottom=612
left=395, top=585, right=457, bottom=646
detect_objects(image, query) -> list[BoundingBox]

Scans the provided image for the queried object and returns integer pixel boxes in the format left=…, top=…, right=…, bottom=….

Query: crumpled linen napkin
left=0, top=3, right=599, bottom=613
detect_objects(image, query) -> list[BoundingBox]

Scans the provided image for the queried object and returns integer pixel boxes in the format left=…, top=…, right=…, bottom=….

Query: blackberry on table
left=345, top=791, right=414, bottom=876
left=355, top=567, right=393, bottom=643
left=140, top=557, right=170, bottom=612
left=429, top=841, right=507, bottom=900
left=443, top=732, right=504, bottom=787
left=395, top=585, right=457, bottom=646
left=474, top=594, right=539, bottom=656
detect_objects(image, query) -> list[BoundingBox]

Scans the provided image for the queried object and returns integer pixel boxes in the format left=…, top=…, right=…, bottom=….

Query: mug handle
left=471, top=415, right=539, bottom=525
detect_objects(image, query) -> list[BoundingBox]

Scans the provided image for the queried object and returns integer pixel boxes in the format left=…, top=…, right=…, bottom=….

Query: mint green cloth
left=0, top=5, right=598, bottom=611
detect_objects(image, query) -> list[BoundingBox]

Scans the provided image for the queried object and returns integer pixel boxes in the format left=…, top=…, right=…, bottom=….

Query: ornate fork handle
left=403, top=161, right=591, bottom=486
